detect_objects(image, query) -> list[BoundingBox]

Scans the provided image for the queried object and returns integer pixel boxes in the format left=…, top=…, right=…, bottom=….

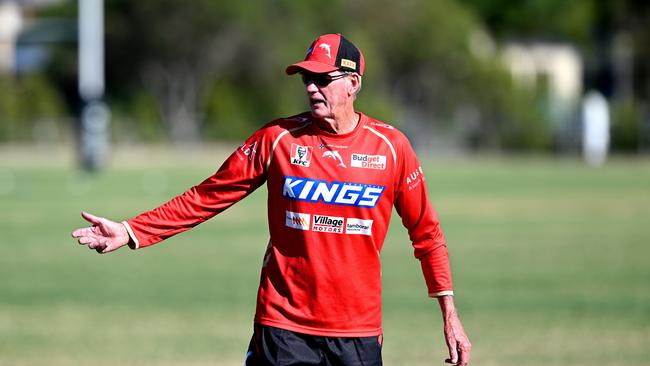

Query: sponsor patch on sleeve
left=406, top=166, right=425, bottom=190
left=236, top=141, right=258, bottom=161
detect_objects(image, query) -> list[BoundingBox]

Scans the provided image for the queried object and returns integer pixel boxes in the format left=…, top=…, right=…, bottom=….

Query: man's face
left=301, top=71, right=351, bottom=119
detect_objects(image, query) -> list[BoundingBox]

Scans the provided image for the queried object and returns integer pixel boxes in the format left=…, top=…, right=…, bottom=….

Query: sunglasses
left=301, top=72, right=350, bottom=87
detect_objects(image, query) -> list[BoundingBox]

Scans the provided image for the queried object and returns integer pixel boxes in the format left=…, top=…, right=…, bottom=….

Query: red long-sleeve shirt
left=124, top=112, right=453, bottom=337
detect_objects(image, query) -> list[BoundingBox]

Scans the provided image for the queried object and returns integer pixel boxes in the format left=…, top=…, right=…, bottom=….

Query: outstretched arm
left=71, top=211, right=131, bottom=254
left=438, top=295, right=471, bottom=366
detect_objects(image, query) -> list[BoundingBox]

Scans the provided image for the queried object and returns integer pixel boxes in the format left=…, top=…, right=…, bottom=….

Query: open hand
left=71, top=211, right=130, bottom=254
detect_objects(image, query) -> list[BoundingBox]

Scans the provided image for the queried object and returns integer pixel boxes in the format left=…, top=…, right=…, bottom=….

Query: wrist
left=437, top=295, right=457, bottom=317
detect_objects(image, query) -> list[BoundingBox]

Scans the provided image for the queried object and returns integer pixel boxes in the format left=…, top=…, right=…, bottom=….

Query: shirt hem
left=255, top=317, right=382, bottom=337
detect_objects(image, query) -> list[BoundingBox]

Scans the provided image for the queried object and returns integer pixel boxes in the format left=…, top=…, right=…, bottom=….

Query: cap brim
left=286, top=60, right=339, bottom=75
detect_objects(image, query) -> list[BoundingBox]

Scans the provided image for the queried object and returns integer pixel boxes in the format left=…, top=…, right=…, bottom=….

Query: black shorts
left=244, top=324, right=383, bottom=366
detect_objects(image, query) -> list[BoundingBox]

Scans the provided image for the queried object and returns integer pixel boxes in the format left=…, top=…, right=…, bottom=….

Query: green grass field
left=1, top=148, right=649, bottom=365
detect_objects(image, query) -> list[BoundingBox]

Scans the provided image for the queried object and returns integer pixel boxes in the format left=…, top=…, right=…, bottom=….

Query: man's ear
left=348, top=73, right=362, bottom=97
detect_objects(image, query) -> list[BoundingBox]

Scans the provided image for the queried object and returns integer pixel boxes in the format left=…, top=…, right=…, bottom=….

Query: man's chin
left=309, top=109, right=325, bottom=119
left=309, top=105, right=331, bottom=119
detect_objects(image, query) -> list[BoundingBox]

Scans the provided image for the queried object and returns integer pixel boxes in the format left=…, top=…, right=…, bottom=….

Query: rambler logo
left=312, top=215, right=344, bottom=234
left=285, top=210, right=310, bottom=231
left=351, top=154, right=386, bottom=170
left=345, top=218, right=373, bottom=236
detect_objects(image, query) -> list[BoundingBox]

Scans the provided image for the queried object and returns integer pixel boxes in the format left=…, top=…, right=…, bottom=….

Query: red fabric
left=126, top=112, right=453, bottom=337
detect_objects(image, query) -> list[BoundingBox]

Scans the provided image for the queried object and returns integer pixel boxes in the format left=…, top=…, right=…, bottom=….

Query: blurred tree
left=611, top=98, right=642, bottom=152
left=461, top=0, right=650, bottom=152
left=104, top=1, right=250, bottom=144
left=349, top=0, right=550, bottom=150
left=36, top=0, right=607, bottom=151
left=458, top=0, right=599, bottom=45
left=0, top=75, right=66, bottom=142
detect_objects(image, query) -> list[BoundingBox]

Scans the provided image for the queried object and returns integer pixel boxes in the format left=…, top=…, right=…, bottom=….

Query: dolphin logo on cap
left=319, top=43, right=332, bottom=59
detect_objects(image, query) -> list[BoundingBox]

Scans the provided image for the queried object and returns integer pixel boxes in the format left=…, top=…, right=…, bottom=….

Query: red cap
left=286, top=33, right=365, bottom=76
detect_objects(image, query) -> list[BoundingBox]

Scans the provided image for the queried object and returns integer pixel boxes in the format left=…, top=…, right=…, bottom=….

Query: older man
left=72, top=33, right=471, bottom=366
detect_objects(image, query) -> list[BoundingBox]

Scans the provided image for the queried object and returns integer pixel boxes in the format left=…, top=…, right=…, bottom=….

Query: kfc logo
left=290, top=143, right=313, bottom=167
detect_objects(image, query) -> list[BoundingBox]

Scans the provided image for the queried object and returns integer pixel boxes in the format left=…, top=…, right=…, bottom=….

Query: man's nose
left=305, top=82, right=319, bottom=92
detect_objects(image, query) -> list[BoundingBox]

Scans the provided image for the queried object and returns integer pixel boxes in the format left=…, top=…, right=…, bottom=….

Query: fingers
left=72, top=212, right=103, bottom=238
left=74, top=227, right=101, bottom=245
left=456, top=344, right=470, bottom=366
left=73, top=212, right=118, bottom=254
left=77, top=236, right=94, bottom=245
left=98, top=245, right=116, bottom=254
left=81, top=211, right=103, bottom=225
left=453, top=338, right=472, bottom=366
left=81, top=238, right=109, bottom=254
left=71, top=227, right=92, bottom=238
left=445, top=332, right=472, bottom=365
left=445, top=340, right=459, bottom=365
left=74, top=230, right=104, bottom=250
left=86, top=239, right=106, bottom=251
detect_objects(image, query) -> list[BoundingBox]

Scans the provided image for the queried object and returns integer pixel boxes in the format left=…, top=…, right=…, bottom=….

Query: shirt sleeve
left=393, top=135, right=454, bottom=297
left=125, top=127, right=271, bottom=249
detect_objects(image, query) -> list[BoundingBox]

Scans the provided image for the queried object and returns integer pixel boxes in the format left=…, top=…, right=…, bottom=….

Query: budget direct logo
left=346, top=218, right=373, bottom=236
left=312, top=214, right=344, bottom=234
left=285, top=210, right=310, bottom=230
left=351, top=154, right=386, bottom=170
left=290, top=143, right=313, bottom=167
left=282, top=176, right=384, bottom=208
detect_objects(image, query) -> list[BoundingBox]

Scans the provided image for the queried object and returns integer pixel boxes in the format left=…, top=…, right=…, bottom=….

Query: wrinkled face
left=301, top=71, right=352, bottom=119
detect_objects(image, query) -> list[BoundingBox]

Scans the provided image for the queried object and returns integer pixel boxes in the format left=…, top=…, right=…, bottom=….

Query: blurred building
left=0, top=0, right=22, bottom=73
left=0, top=0, right=67, bottom=75
left=502, top=42, right=583, bottom=151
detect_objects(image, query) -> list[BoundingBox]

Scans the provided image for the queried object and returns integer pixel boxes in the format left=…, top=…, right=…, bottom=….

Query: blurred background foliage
left=0, top=0, right=648, bottom=153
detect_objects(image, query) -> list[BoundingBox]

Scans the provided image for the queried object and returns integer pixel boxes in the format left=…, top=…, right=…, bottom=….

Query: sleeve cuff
left=122, top=221, right=140, bottom=249
left=429, top=290, right=454, bottom=298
